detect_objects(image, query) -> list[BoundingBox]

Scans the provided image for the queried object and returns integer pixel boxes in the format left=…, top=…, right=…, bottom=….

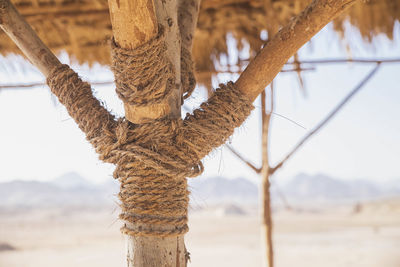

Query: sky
left=0, top=22, right=399, bottom=185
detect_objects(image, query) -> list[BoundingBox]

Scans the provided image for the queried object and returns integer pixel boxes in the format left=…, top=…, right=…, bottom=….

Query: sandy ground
left=0, top=201, right=399, bottom=267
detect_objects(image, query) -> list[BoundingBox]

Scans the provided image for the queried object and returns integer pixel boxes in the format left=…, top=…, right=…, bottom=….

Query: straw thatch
left=1, top=0, right=112, bottom=64
left=1, top=0, right=399, bottom=84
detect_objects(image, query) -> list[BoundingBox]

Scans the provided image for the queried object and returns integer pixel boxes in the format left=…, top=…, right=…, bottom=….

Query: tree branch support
left=235, top=0, right=358, bottom=101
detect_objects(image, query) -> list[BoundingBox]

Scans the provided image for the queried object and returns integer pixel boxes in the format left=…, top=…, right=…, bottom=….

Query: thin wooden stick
left=0, top=67, right=315, bottom=91
left=294, top=53, right=306, bottom=96
left=261, top=89, right=267, bottom=129
left=269, top=64, right=381, bottom=175
left=237, top=57, right=400, bottom=66
left=235, top=0, right=358, bottom=101
left=215, top=56, right=400, bottom=74
left=226, top=145, right=261, bottom=173
left=2, top=56, right=398, bottom=91
left=260, top=83, right=274, bottom=267
left=0, top=0, right=61, bottom=77
left=287, top=58, right=400, bottom=65
left=261, top=82, right=274, bottom=267
left=0, top=81, right=114, bottom=90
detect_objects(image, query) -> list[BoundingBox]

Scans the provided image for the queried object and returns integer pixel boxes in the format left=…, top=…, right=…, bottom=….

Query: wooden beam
left=0, top=0, right=60, bottom=77
left=235, top=0, right=359, bottom=101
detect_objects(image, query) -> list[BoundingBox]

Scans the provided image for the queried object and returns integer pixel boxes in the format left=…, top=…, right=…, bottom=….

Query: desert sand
left=0, top=200, right=399, bottom=267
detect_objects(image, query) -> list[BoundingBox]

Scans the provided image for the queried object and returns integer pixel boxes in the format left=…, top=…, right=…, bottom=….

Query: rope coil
left=46, top=26, right=253, bottom=238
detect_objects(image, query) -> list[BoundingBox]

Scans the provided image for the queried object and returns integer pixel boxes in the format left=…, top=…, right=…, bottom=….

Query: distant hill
left=0, top=175, right=258, bottom=209
left=281, top=173, right=400, bottom=203
left=0, top=173, right=399, bottom=209
left=52, top=172, right=92, bottom=189
left=0, top=177, right=119, bottom=209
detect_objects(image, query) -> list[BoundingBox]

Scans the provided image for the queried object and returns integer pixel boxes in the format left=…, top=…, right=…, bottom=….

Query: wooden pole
left=235, top=0, right=358, bottom=101
left=107, top=0, right=182, bottom=124
left=0, top=0, right=61, bottom=76
left=261, top=87, right=274, bottom=267
left=106, top=0, right=186, bottom=265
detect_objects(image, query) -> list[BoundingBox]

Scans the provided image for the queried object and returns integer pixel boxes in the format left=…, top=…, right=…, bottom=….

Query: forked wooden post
left=107, top=0, right=187, bottom=266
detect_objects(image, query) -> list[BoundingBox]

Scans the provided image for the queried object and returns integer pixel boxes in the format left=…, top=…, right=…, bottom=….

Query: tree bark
left=107, top=0, right=186, bottom=266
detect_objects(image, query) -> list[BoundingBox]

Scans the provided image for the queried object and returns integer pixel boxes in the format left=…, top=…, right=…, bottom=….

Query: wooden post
left=261, top=169, right=273, bottom=267
left=107, top=0, right=182, bottom=124
left=261, top=87, right=274, bottom=267
left=107, top=0, right=186, bottom=266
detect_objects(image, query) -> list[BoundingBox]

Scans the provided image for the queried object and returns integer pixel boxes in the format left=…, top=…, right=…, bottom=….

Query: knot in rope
left=101, top=119, right=203, bottom=237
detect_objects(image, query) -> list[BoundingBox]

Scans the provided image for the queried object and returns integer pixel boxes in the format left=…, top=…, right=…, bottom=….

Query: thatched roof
left=1, top=0, right=399, bottom=84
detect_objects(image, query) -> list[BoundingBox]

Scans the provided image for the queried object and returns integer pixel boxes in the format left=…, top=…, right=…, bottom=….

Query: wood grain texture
left=108, top=0, right=157, bottom=49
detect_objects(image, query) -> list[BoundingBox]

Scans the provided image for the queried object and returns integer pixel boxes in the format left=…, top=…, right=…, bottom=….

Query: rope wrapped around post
left=46, top=25, right=254, bottom=237
left=111, top=25, right=175, bottom=107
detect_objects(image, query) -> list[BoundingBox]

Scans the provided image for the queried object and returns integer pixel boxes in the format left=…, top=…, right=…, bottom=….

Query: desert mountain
left=0, top=173, right=399, bottom=209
